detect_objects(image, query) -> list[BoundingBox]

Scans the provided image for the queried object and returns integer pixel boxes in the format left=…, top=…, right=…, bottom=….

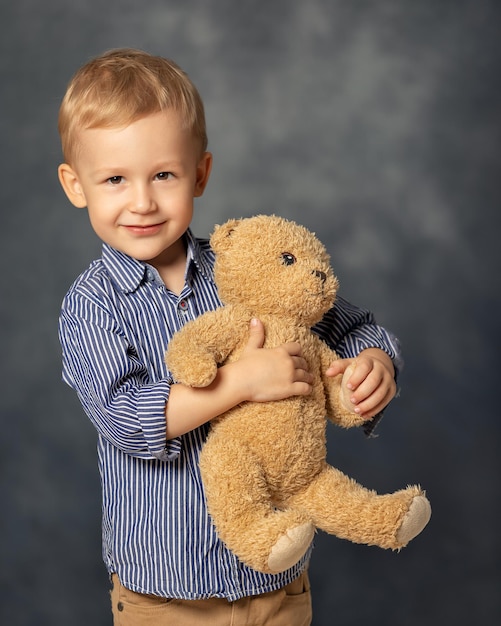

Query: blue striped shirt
left=59, top=229, right=402, bottom=601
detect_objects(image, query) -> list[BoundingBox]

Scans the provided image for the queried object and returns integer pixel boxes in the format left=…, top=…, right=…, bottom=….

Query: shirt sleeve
left=313, top=295, right=404, bottom=375
left=59, top=292, right=181, bottom=462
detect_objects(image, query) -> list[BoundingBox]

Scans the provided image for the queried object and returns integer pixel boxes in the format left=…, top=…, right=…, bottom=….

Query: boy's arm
left=60, top=297, right=312, bottom=458
left=165, top=318, right=313, bottom=439
left=59, top=300, right=173, bottom=460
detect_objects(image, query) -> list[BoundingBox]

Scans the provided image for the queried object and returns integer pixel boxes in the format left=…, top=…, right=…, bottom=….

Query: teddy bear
left=165, top=214, right=431, bottom=574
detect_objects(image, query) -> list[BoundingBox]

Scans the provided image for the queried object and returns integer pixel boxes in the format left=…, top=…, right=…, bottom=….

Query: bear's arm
left=165, top=305, right=247, bottom=388
left=315, top=336, right=367, bottom=428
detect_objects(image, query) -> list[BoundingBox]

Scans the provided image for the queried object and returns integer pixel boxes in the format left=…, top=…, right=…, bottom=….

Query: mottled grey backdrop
left=1, top=1, right=499, bottom=625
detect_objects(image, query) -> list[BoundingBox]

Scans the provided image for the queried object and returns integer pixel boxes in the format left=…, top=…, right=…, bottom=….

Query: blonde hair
left=58, top=48, right=208, bottom=163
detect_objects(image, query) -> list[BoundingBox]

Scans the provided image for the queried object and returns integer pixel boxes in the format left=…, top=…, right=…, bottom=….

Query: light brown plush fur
left=166, top=215, right=431, bottom=574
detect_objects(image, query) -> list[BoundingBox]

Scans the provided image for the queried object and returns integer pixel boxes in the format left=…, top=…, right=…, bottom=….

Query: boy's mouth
left=123, top=223, right=164, bottom=236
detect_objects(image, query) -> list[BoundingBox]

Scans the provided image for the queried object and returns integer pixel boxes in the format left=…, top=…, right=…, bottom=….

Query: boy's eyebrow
left=152, top=159, right=187, bottom=170
left=91, top=160, right=187, bottom=175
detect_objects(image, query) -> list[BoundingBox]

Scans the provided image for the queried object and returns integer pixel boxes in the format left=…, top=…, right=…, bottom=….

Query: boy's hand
left=326, top=348, right=396, bottom=419
left=238, top=318, right=314, bottom=402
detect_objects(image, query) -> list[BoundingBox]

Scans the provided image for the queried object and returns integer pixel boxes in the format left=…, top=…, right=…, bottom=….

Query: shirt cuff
left=137, top=379, right=182, bottom=461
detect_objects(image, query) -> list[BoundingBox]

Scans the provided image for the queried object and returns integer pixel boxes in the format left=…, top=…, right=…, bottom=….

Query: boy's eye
left=156, top=171, right=174, bottom=180
left=107, top=176, right=123, bottom=185
left=281, top=253, right=296, bottom=266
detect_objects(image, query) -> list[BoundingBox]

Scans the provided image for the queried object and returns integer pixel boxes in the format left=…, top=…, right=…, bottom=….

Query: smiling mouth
left=123, top=223, right=164, bottom=235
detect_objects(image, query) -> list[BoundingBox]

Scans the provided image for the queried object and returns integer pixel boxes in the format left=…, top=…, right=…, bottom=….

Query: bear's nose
left=313, top=270, right=327, bottom=283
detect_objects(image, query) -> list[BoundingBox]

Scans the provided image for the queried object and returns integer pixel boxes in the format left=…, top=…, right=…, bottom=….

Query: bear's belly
left=211, top=394, right=327, bottom=497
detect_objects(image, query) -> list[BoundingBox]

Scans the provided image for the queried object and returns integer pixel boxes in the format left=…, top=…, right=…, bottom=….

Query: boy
left=58, top=48, right=401, bottom=625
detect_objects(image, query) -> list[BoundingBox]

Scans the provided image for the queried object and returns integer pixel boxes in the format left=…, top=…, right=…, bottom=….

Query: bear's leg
left=199, top=435, right=314, bottom=574
left=289, top=464, right=430, bottom=550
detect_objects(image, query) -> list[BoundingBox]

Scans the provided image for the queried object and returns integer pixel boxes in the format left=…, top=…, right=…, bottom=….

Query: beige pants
left=110, top=571, right=312, bottom=626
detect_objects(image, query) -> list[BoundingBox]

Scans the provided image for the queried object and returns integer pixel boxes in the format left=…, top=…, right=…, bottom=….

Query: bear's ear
left=210, top=218, right=242, bottom=252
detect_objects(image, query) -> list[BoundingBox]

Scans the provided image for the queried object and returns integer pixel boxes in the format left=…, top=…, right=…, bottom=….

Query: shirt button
left=179, top=299, right=188, bottom=311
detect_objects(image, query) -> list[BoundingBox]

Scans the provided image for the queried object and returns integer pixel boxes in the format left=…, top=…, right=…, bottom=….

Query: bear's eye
left=281, top=252, right=296, bottom=266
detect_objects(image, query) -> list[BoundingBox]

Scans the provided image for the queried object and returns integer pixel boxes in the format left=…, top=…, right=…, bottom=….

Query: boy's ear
left=194, top=152, right=213, bottom=197
left=58, top=163, right=87, bottom=208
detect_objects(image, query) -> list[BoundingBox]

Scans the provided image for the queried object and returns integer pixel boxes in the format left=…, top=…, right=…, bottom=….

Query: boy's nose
left=130, top=184, right=155, bottom=213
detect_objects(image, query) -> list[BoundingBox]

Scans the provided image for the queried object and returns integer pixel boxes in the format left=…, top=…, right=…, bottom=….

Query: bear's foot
left=267, top=522, right=315, bottom=574
left=395, top=494, right=431, bottom=547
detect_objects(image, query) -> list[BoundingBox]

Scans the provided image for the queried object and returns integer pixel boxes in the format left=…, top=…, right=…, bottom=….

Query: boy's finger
left=343, top=360, right=372, bottom=390
left=326, top=358, right=352, bottom=377
left=246, top=318, right=265, bottom=349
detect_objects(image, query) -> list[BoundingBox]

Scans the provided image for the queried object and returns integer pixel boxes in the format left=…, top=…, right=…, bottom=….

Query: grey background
left=1, top=1, right=499, bottom=624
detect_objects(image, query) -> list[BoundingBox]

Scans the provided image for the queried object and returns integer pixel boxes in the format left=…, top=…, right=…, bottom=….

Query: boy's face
left=58, top=109, right=212, bottom=269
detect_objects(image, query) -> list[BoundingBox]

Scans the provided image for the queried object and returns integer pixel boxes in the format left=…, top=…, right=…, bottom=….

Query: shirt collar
left=101, top=229, right=215, bottom=294
left=186, top=228, right=215, bottom=284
